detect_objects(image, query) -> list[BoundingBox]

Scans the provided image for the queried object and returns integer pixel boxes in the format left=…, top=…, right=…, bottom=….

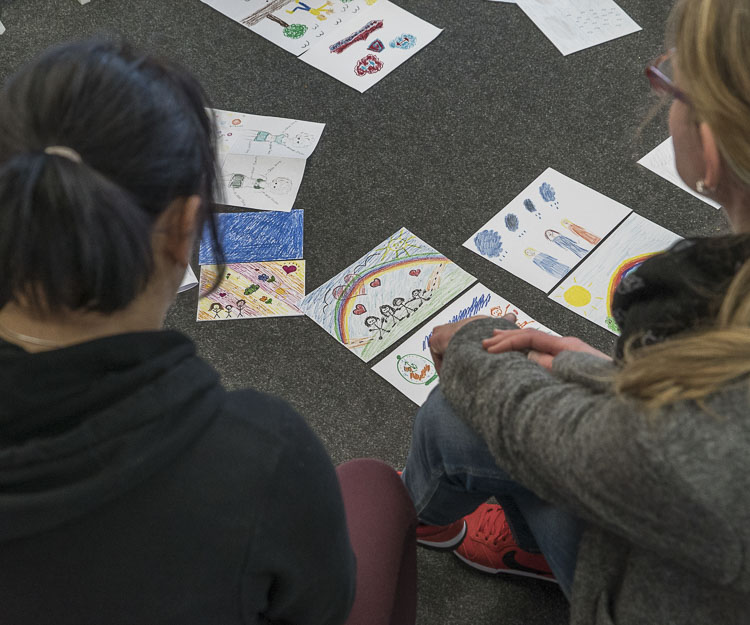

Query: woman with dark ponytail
left=0, top=40, right=416, bottom=625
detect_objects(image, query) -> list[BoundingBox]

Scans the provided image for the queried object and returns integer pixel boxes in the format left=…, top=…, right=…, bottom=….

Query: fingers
left=527, top=349, right=555, bottom=370
left=482, top=328, right=568, bottom=355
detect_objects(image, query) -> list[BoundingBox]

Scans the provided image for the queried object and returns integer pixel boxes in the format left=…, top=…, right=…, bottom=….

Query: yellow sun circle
left=564, top=285, right=592, bottom=307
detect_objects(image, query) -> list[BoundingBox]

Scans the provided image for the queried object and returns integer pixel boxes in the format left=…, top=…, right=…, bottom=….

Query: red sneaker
left=454, top=504, right=557, bottom=583
left=416, top=519, right=467, bottom=551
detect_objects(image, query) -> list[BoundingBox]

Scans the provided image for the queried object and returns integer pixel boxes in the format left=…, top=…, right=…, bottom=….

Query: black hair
left=0, top=39, right=224, bottom=313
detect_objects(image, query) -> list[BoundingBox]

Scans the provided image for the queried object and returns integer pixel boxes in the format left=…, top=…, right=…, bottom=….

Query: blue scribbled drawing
left=524, top=248, right=570, bottom=280
left=390, top=33, right=417, bottom=49
left=504, top=212, right=527, bottom=238
left=473, top=229, right=505, bottom=258
left=545, top=229, right=589, bottom=259
left=539, top=182, right=560, bottom=209
left=199, top=209, right=303, bottom=265
left=421, top=293, right=492, bottom=351
left=523, top=198, right=542, bottom=220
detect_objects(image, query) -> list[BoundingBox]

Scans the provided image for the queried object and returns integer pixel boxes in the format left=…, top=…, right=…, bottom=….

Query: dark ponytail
left=0, top=39, right=224, bottom=313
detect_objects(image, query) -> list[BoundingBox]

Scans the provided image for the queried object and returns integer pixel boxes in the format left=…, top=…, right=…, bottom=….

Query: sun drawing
left=554, top=278, right=603, bottom=318
left=374, top=230, right=422, bottom=261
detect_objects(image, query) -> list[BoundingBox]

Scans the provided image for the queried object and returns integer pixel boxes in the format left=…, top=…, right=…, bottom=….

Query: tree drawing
left=240, top=0, right=308, bottom=39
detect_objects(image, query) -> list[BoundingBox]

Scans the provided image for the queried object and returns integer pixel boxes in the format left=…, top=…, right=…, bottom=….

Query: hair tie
left=44, top=146, right=83, bottom=164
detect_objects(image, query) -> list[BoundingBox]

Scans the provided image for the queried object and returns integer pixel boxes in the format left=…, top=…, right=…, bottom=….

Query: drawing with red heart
left=353, top=304, right=367, bottom=315
left=283, top=265, right=297, bottom=274
left=370, top=278, right=381, bottom=287
left=409, top=269, right=421, bottom=277
left=354, top=54, right=384, bottom=77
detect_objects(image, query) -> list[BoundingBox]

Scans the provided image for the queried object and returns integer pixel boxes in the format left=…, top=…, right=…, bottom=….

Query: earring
left=696, top=179, right=707, bottom=194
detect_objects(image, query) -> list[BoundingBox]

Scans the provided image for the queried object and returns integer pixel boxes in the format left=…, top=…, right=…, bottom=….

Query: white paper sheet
left=301, top=227, right=476, bottom=362
left=299, top=0, right=442, bottom=93
left=212, top=109, right=325, bottom=159
left=211, top=108, right=324, bottom=211
left=0, top=21, right=5, bottom=35
left=464, top=168, right=632, bottom=293
left=202, top=0, right=380, bottom=56
left=372, top=283, right=558, bottom=405
left=516, top=0, right=641, bottom=56
left=178, top=265, right=199, bottom=293
left=638, top=137, right=721, bottom=209
left=549, top=213, right=682, bottom=334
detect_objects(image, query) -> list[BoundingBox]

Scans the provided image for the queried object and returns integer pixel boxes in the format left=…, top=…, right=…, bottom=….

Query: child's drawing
left=389, top=33, right=417, bottom=49
left=638, top=137, right=721, bottom=209
left=524, top=248, right=570, bottom=280
left=464, top=168, right=631, bottom=293
left=199, top=209, right=303, bottom=265
left=299, top=0, right=442, bottom=93
left=212, top=109, right=325, bottom=159
left=246, top=0, right=382, bottom=56
left=218, top=154, right=305, bottom=211
left=371, top=283, right=558, bottom=405
left=545, top=229, right=588, bottom=258
left=561, top=218, right=601, bottom=245
left=287, top=1, right=334, bottom=20
left=329, top=19, right=383, bottom=53
left=550, top=214, right=682, bottom=334
left=301, top=227, right=475, bottom=362
left=355, top=54, right=383, bottom=76
left=198, top=261, right=306, bottom=321
left=516, top=0, right=641, bottom=56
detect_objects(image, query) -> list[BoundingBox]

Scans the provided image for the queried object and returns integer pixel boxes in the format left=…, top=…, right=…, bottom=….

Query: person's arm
left=242, top=408, right=356, bottom=625
left=439, top=318, right=742, bottom=585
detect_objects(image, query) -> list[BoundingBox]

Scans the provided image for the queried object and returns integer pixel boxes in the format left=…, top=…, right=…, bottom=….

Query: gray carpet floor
left=0, top=0, right=727, bottom=623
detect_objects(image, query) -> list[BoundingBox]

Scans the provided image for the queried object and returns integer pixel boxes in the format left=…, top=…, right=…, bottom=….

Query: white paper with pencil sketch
left=516, top=0, right=641, bottom=56
left=371, top=283, right=558, bottom=406
left=210, top=108, right=324, bottom=211
left=464, top=168, right=632, bottom=293
left=638, top=137, right=721, bottom=209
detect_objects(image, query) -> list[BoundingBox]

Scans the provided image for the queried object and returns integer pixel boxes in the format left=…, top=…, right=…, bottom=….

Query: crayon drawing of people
left=524, top=248, right=570, bottom=280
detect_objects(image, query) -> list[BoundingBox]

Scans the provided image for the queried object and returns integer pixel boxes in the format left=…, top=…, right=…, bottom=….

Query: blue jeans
left=402, top=388, right=584, bottom=600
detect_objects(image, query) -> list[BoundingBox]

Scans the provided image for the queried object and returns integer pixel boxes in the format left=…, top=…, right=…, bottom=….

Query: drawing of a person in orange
left=561, top=219, right=601, bottom=245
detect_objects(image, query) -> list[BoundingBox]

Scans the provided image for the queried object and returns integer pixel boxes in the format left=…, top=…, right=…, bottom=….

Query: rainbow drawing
left=605, top=252, right=659, bottom=316
left=301, top=228, right=475, bottom=362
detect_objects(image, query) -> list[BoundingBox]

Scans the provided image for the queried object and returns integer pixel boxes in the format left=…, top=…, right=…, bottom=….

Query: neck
left=0, top=285, right=173, bottom=353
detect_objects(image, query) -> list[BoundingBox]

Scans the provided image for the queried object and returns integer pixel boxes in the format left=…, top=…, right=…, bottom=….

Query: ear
left=699, top=122, right=722, bottom=191
left=162, top=195, right=202, bottom=267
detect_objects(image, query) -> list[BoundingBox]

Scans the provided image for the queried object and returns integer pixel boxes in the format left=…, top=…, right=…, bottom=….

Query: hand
left=481, top=328, right=611, bottom=371
left=429, top=313, right=516, bottom=375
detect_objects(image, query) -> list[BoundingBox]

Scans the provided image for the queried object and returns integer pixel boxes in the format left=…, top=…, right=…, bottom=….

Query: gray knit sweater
left=440, top=318, right=750, bottom=625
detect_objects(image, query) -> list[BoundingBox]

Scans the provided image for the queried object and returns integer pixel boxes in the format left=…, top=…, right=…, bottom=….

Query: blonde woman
left=402, top=0, right=750, bottom=622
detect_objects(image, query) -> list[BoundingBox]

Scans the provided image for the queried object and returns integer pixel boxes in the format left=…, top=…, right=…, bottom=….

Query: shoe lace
left=475, top=505, right=512, bottom=545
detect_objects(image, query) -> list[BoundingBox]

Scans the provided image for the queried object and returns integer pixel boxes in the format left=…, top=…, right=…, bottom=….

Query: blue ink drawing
left=474, top=229, right=504, bottom=258
left=421, top=293, right=491, bottom=351
left=539, top=182, right=560, bottom=209
left=523, top=198, right=542, bottom=220
left=199, top=209, right=303, bottom=265
left=504, top=213, right=519, bottom=232
left=545, top=229, right=588, bottom=259
left=525, top=248, right=570, bottom=280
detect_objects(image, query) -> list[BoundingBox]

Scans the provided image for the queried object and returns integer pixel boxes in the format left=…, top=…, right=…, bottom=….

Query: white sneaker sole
left=416, top=520, right=467, bottom=551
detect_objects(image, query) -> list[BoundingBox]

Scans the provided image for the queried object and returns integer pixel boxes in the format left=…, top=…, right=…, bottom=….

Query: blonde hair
left=616, top=0, right=750, bottom=410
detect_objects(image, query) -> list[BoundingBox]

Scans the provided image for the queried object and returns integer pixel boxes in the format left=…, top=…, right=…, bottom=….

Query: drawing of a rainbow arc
left=335, top=253, right=446, bottom=345
left=605, top=252, right=659, bottom=315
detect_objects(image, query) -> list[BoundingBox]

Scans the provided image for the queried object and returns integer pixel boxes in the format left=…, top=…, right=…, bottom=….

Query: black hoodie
left=0, top=330, right=355, bottom=624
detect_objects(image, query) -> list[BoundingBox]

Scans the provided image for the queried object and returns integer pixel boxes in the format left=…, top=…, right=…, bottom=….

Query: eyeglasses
left=645, top=49, right=689, bottom=104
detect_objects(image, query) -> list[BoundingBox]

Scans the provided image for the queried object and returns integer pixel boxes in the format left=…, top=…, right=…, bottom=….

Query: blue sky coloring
left=199, top=209, right=303, bottom=264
